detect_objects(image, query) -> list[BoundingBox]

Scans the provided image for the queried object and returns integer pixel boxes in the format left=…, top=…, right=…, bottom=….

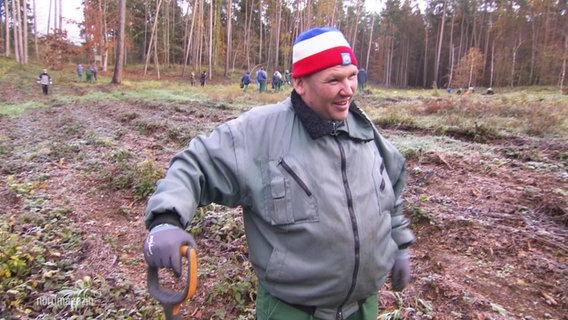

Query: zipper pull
left=331, top=121, right=340, bottom=136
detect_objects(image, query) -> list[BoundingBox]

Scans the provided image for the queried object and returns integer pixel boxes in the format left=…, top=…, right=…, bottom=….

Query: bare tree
left=561, top=35, right=567, bottom=94
left=144, top=0, right=163, bottom=77
left=4, top=0, right=10, bottom=57
left=208, top=0, right=213, bottom=79
left=433, top=0, right=447, bottom=86
left=33, top=0, right=39, bottom=60
left=365, top=10, right=376, bottom=72
left=11, top=0, right=21, bottom=64
left=47, top=0, right=52, bottom=34
left=182, top=0, right=198, bottom=77
left=22, top=0, right=28, bottom=64
left=112, top=0, right=126, bottom=84
left=224, top=0, right=232, bottom=76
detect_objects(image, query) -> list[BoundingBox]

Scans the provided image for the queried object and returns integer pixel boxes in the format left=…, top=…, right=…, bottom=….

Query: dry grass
left=360, top=88, right=568, bottom=139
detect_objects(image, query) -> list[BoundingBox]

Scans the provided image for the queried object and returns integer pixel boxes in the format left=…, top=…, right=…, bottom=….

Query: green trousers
left=255, top=284, right=378, bottom=320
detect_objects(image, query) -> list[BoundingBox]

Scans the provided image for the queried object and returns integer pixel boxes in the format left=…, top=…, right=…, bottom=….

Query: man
left=357, top=68, right=368, bottom=92
left=86, top=66, right=93, bottom=83
left=77, top=64, right=83, bottom=82
left=241, top=71, right=251, bottom=92
left=38, top=69, right=52, bottom=95
left=257, top=67, right=267, bottom=93
left=284, top=69, right=291, bottom=85
left=91, top=64, right=98, bottom=81
left=143, top=27, right=414, bottom=320
left=272, top=70, right=282, bottom=92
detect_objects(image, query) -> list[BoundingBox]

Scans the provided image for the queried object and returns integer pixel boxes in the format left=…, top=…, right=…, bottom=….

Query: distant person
left=38, top=69, right=52, bottom=95
left=86, top=67, right=93, bottom=83
left=257, top=67, right=267, bottom=93
left=272, top=70, right=282, bottom=92
left=284, top=70, right=291, bottom=85
left=77, top=64, right=83, bottom=82
left=486, top=87, right=494, bottom=95
left=200, top=71, right=206, bottom=87
left=190, top=71, right=196, bottom=86
left=357, top=68, right=368, bottom=92
left=91, top=64, right=98, bottom=81
left=241, top=71, right=251, bottom=92
left=255, top=68, right=261, bottom=87
left=457, top=88, right=463, bottom=95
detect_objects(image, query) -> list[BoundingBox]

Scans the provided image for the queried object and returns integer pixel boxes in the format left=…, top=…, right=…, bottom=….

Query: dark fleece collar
left=291, top=90, right=374, bottom=142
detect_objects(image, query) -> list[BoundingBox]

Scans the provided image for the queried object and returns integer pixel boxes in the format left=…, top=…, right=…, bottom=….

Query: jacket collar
left=291, top=90, right=374, bottom=142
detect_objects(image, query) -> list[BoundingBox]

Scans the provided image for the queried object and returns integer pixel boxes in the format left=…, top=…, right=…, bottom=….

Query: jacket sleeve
left=373, top=128, right=416, bottom=249
left=144, top=122, right=242, bottom=229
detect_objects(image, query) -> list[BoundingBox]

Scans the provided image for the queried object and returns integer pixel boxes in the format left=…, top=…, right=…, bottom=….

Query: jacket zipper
left=279, top=159, right=312, bottom=197
left=334, top=135, right=360, bottom=320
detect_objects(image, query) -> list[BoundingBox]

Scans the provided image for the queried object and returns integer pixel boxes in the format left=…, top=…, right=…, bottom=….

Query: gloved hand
left=390, top=249, right=411, bottom=291
left=143, top=224, right=197, bottom=277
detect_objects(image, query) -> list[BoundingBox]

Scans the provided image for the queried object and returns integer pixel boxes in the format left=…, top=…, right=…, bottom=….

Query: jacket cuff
left=147, top=211, right=184, bottom=230
left=392, top=228, right=416, bottom=250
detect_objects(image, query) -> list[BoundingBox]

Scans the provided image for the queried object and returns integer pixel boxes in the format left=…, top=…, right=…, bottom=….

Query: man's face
left=293, top=64, right=358, bottom=121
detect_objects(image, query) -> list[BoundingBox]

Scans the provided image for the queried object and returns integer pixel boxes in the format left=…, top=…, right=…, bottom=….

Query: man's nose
left=340, top=79, right=355, bottom=95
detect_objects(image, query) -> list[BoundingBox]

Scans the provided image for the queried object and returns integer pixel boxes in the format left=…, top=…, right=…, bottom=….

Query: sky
left=34, top=0, right=84, bottom=43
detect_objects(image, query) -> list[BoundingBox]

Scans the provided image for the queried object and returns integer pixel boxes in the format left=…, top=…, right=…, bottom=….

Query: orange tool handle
left=147, top=246, right=198, bottom=320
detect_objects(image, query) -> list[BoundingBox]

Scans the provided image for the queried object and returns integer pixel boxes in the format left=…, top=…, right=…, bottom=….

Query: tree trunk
left=102, top=0, right=109, bottom=71
left=182, top=0, right=198, bottom=77
left=258, top=0, right=262, bottom=65
left=560, top=35, right=567, bottom=94
left=33, top=0, right=39, bottom=60
left=490, top=38, right=495, bottom=88
left=423, top=27, right=428, bottom=87
left=274, top=0, right=282, bottom=69
left=144, top=0, right=163, bottom=77
left=365, top=11, right=375, bottom=72
left=208, top=0, right=213, bottom=79
left=511, top=36, right=523, bottom=88
left=22, top=0, right=28, bottom=64
left=195, top=0, right=203, bottom=70
left=4, top=0, right=10, bottom=57
left=245, top=0, right=254, bottom=69
left=434, top=0, right=447, bottom=86
left=47, top=0, right=52, bottom=34
left=224, top=0, right=232, bottom=76
left=11, top=0, right=20, bottom=64
left=59, top=0, right=63, bottom=30
left=112, top=0, right=126, bottom=84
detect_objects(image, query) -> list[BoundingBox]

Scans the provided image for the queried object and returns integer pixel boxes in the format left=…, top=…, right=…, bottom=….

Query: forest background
left=0, top=0, right=567, bottom=91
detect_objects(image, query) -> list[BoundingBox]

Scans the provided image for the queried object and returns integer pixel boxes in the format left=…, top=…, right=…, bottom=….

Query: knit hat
left=292, top=27, right=357, bottom=78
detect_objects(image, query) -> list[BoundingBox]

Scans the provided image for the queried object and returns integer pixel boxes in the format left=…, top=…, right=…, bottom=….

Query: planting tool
left=148, top=245, right=197, bottom=320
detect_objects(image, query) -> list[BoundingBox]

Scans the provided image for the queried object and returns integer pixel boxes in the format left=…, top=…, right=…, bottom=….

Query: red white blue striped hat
left=292, top=27, right=357, bottom=78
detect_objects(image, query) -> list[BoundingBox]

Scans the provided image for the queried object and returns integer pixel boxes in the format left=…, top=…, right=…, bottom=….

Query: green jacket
left=144, top=91, right=415, bottom=318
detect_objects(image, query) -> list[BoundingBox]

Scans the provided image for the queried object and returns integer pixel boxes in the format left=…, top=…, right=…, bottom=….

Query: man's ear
left=292, top=77, right=305, bottom=95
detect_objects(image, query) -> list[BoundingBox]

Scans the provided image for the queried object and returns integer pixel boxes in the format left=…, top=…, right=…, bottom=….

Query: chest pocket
left=266, top=157, right=318, bottom=226
left=371, top=154, right=395, bottom=213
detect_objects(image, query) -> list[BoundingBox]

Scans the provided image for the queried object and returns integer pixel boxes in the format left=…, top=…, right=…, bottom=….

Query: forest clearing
left=0, top=62, right=566, bottom=320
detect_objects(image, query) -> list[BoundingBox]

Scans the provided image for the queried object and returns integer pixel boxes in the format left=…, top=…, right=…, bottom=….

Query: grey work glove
left=143, top=224, right=197, bottom=277
left=390, top=249, right=411, bottom=291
